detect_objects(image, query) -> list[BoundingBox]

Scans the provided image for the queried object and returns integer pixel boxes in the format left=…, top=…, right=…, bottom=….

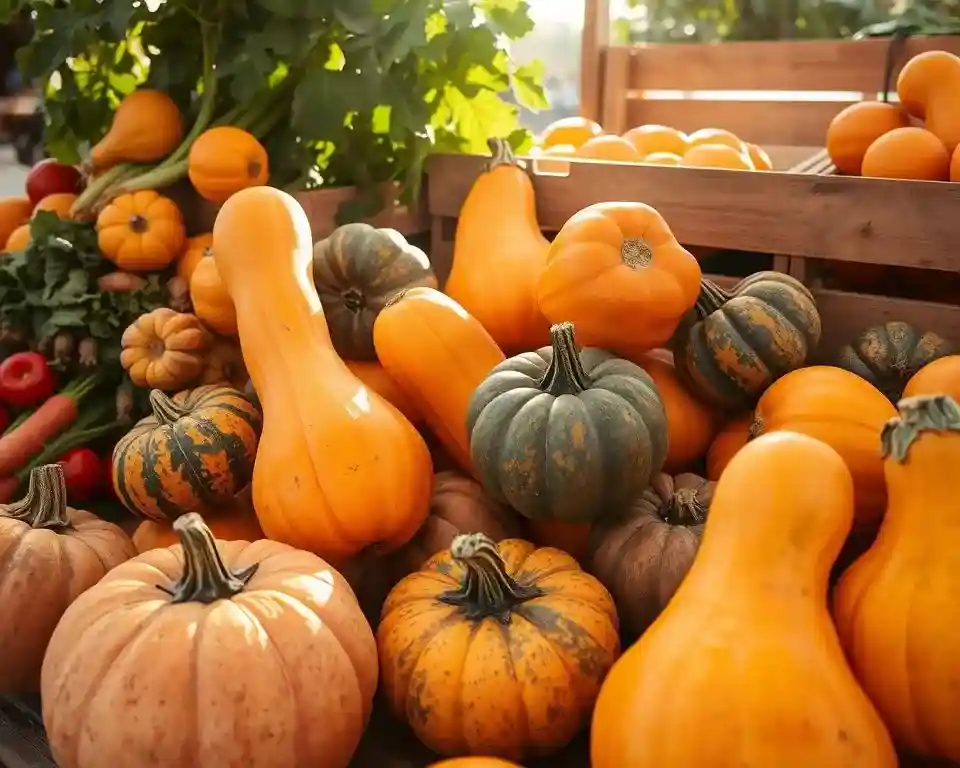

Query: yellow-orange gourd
left=89, top=89, right=183, bottom=170
left=189, top=256, right=238, bottom=336
left=897, top=50, right=960, bottom=153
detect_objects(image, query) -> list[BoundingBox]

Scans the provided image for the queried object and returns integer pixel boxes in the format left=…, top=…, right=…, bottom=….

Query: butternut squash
left=89, top=89, right=184, bottom=170
left=211, top=186, right=433, bottom=564
left=591, top=431, right=897, bottom=767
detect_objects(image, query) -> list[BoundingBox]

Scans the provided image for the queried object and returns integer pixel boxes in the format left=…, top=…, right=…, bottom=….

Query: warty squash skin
left=445, top=138, right=552, bottom=354
left=41, top=513, right=378, bottom=768
left=834, top=395, right=960, bottom=761
left=212, top=186, right=433, bottom=563
left=378, top=533, right=620, bottom=761
left=591, top=432, right=897, bottom=768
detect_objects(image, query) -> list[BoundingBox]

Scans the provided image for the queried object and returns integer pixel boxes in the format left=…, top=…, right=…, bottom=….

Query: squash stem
left=3, top=465, right=71, bottom=530
left=160, top=513, right=258, bottom=604
left=695, top=278, right=729, bottom=317
left=664, top=488, right=706, bottom=526
left=486, top=137, right=520, bottom=170
left=149, top=389, right=188, bottom=425
left=539, top=322, right=591, bottom=396
left=438, top=533, right=543, bottom=622
left=880, top=394, right=960, bottom=463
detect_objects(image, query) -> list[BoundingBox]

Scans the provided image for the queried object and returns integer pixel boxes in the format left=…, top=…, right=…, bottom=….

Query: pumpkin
left=826, top=101, right=909, bottom=175
left=0, top=196, right=34, bottom=247
left=746, top=143, right=773, bottom=170
left=834, top=395, right=960, bottom=762
left=378, top=533, right=620, bottom=760
left=591, top=432, right=897, bottom=767
left=686, top=127, right=745, bottom=152
left=429, top=760, right=523, bottom=768
left=639, top=348, right=718, bottom=473
left=0, top=464, right=135, bottom=693
left=903, top=354, right=960, bottom=401
left=373, top=286, right=505, bottom=478
left=682, top=144, right=755, bottom=170
left=575, top=135, right=642, bottom=162
left=672, top=271, right=821, bottom=410
left=897, top=49, right=960, bottom=152
left=212, top=186, right=433, bottom=563
left=312, top=222, right=438, bottom=361
left=445, top=138, right=552, bottom=354
left=836, top=321, right=954, bottom=403
left=198, top=337, right=248, bottom=390
left=706, top=412, right=753, bottom=480
left=4, top=223, right=30, bottom=252
left=177, top=232, right=212, bottom=282
left=41, top=513, right=379, bottom=768
left=540, top=116, right=604, bottom=149
left=188, top=126, right=269, bottom=204
left=132, top=490, right=263, bottom=552
left=120, top=308, right=210, bottom=390
left=34, top=193, right=77, bottom=219
left=89, top=89, right=184, bottom=170
left=621, top=124, right=689, bottom=157
left=861, top=127, right=950, bottom=181
left=344, top=359, right=421, bottom=426
left=537, top=201, right=702, bottom=358
left=467, top=321, right=668, bottom=523
left=589, top=472, right=713, bottom=640
left=752, top=365, right=896, bottom=530
left=190, top=255, right=238, bottom=335
left=97, top=190, right=186, bottom=272
left=641, top=151, right=682, bottom=166
left=112, top=386, right=262, bottom=522
left=524, top=519, right=592, bottom=563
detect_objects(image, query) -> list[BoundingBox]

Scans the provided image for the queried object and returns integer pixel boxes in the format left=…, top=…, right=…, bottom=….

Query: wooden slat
left=601, top=46, right=631, bottom=134
left=579, top=0, right=611, bottom=122
left=625, top=36, right=960, bottom=92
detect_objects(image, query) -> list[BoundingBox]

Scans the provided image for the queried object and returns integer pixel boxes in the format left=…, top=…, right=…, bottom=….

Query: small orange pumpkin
left=97, top=190, right=186, bottom=272
left=0, top=197, right=34, bottom=247
left=622, top=124, right=688, bottom=157
left=177, top=232, right=212, bottom=282
left=33, top=193, right=77, bottom=219
left=188, top=126, right=269, bottom=204
left=190, top=256, right=237, bottom=336
left=132, top=491, right=263, bottom=552
left=4, top=223, right=31, bottom=252
left=540, top=116, right=604, bottom=149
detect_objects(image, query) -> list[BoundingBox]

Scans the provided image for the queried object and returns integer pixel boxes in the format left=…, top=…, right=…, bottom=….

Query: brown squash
left=188, top=126, right=269, bottom=204
left=190, top=255, right=238, bottom=336
left=589, top=472, right=714, bottom=639
left=198, top=337, right=248, bottom=390
left=706, top=413, right=752, bottom=480
left=672, top=272, right=821, bottom=410
left=836, top=321, right=954, bottom=403
left=89, top=89, right=183, bottom=170
left=120, top=308, right=210, bottom=390
left=313, top=223, right=437, bottom=361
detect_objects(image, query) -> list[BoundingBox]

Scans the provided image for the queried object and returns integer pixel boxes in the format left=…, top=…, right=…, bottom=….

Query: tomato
left=58, top=448, right=102, bottom=501
left=0, top=352, right=55, bottom=407
left=25, top=160, right=83, bottom=206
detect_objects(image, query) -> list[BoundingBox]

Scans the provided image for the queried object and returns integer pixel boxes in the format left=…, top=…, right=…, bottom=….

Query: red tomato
left=58, top=448, right=102, bottom=501
left=25, top=160, right=83, bottom=206
left=0, top=352, right=55, bottom=407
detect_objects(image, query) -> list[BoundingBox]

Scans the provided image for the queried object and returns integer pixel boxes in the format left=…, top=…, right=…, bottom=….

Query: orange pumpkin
left=524, top=518, right=591, bottom=563
left=177, top=232, right=212, bottom=282
left=685, top=127, right=745, bottom=151
left=190, top=255, right=237, bottom=336
left=199, top=337, right=248, bottom=390
left=188, top=126, right=269, bottom=204
left=576, top=135, right=642, bottom=162
left=429, top=760, right=523, bottom=768
left=591, top=432, right=897, bottom=767
left=903, top=354, right=960, bottom=401
left=706, top=413, right=752, bottom=480
left=344, top=359, right=421, bottom=426
left=746, top=143, right=773, bottom=170
left=537, top=201, right=702, bottom=358
left=132, top=492, right=263, bottom=552
left=4, top=223, right=31, bottom=252
left=826, top=101, right=908, bottom=175
left=0, top=197, right=34, bottom=248
left=860, top=126, right=950, bottom=181
left=97, top=190, right=186, bottom=272
left=682, top=144, right=754, bottom=170
left=621, top=124, right=689, bottom=157
left=33, top=193, right=77, bottom=219
left=540, top=116, right=604, bottom=149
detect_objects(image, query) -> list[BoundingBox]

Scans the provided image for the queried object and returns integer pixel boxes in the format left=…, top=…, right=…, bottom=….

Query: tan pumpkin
left=188, top=126, right=269, bottom=204
left=190, top=255, right=238, bottom=336
left=198, top=337, right=249, bottom=390
left=119, top=308, right=210, bottom=390
left=97, top=190, right=186, bottom=272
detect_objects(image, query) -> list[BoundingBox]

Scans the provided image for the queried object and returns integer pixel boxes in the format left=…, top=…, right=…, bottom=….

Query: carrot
left=97, top=271, right=146, bottom=292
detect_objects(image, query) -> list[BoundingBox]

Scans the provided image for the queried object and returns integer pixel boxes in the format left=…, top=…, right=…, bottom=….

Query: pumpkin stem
left=539, top=322, right=591, bottom=396
left=160, top=512, right=258, bottom=604
left=342, top=287, right=366, bottom=313
left=695, top=279, right=729, bottom=318
left=881, top=394, right=960, bottom=463
left=664, top=488, right=706, bottom=526
left=384, top=289, right=407, bottom=308
left=621, top=238, right=653, bottom=269
left=149, top=389, right=188, bottom=425
left=129, top=214, right=149, bottom=234
left=486, top=138, right=522, bottom=171
left=748, top=413, right=764, bottom=440
left=438, top=533, right=543, bottom=622
left=3, top=464, right=72, bottom=530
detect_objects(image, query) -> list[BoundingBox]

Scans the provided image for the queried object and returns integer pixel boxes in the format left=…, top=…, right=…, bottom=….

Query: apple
left=25, top=159, right=83, bottom=205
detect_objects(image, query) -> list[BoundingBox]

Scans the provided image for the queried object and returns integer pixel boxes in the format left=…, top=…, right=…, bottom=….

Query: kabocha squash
left=538, top=201, right=701, bottom=357
left=446, top=139, right=551, bottom=354
left=120, top=308, right=210, bottom=390
left=190, top=255, right=238, bottom=336
left=0, top=196, right=33, bottom=247
left=591, top=432, right=897, bottom=768
left=897, top=50, right=960, bottom=153
left=378, top=533, right=620, bottom=760
left=904, top=354, right=960, bottom=401
left=313, top=223, right=437, bottom=360
left=89, top=89, right=183, bottom=170
left=373, top=287, right=505, bottom=477
left=212, top=186, right=433, bottom=562
left=834, top=396, right=960, bottom=761
left=344, top=359, right=421, bottom=426
left=706, top=412, right=753, bottom=480
left=112, top=386, right=262, bottom=522
left=177, top=232, right=212, bottom=282
left=836, top=321, right=954, bottom=403
left=589, top=472, right=714, bottom=639
left=198, top=337, right=248, bottom=390
left=467, top=321, right=667, bottom=523
left=188, top=126, right=269, bottom=204
left=672, top=272, right=821, bottom=410
left=0, top=464, right=135, bottom=693
left=41, top=513, right=378, bottom=768
left=753, top=366, right=896, bottom=530
left=133, top=503, right=263, bottom=552
left=97, top=190, right=186, bottom=272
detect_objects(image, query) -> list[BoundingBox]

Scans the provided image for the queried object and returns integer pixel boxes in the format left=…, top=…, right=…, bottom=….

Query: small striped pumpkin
left=112, top=385, right=262, bottom=522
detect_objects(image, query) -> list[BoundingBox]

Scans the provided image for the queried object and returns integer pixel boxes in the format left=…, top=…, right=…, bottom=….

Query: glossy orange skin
left=0, top=197, right=33, bottom=248
left=826, top=101, right=908, bottom=175
left=343, top=359, right=421, bottom=426
left=4, top=223, right=30, bottom=251
left=753, top=366, right=896, bottom=530
left=903, top=355, right=960, bottom=401
left=89, top=89, right=183, bottom=169
left=97, top=190, right=186, bottom=272
left=34, top=193, right=77, bottom=219
left=682, top=143, right=754, bottom=170
left=861, top=126, right=950, bottom=181
left=190, top=256, right=238, bottom=336
left=188, top=126, right=270, bottom=204
left=591, top=431, right=897, bottom=768
left=428, top=760, right=523, bottom=768
left=706, top=413, right=752, bottom=480
left=746, top=143, right=773, bottom=170
left=177, top=232, right=212, bottom=282
left=537, top=201, right=702, bottom=358
left=212, top=186, right=433, bottom=564
left=897, top=50, right=960, bottom=152
left=686, top=127, right=744, bottom=151
left=132, top=506, right=264, bottom=552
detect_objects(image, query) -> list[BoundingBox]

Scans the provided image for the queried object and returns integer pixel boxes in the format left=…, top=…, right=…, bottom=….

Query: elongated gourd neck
left=465, top=137, right=540, bottom=231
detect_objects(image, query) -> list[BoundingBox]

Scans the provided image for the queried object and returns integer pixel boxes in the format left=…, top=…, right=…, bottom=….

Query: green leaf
left=480, top=0, right=535, bottom=38
left=510, top=59, right=549, bottom=111
left=293, top=68, right=375, bottom=138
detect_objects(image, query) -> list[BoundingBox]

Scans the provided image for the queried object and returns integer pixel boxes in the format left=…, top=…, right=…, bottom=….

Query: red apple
left=25, top=159, right=83, bottom=205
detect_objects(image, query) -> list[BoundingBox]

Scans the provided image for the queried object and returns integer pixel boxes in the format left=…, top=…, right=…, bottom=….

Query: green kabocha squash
left=672, top=272, right=821, bottom=410
left=836, top=321, right=954, bottom=403
left=111, top=385, right=262, bottom=522
left=312, top=222, right=438, bottom=361
left=466, top=321, right=668, bottom=523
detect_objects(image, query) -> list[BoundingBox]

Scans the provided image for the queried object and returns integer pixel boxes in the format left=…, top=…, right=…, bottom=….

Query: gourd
left=682, top=144, right=754, bottom=170
left=467, top=321, right=667, bottom=523
left=591, top=432, right=897, bottom=768
left=860, top=127, right=951, bottom=181
left=826, top=101, right=908, bottom=175
left=0, top=464, right=135, bottom=693
left=132, top=502, right=263, bottom=552
left=0, top=196, right=33, bottom=247
left=199, top=338, right=248, bottom=390
left=313, top=222, right=437, bottom=360
left=41, top=513, right=379, bottom=768
left=686, top=127, right=745, bottom=152
left=836, top=321, right=954, bottom=402
left=621, top=124, right=689, bottom=157
left=212, top=186, right=433, bottom=563
left=834, top=395, right=960, bottom=762
left=344, top=360, right=421, bottom=426
left=903, top=354, right=960, bottom=401
left=540, top=116, right=604, bottom=149
left=89, top=89, right=183, bottom=170
left=706, top=413, right=752, bottom=480
left=672, top=272, right=821, bottom=410
left=112, top=386, right=262, bottom=522
left=177, top=232, right=212, bottom=282
left=589, top=472, right=714, bottom=639
left=537, top=201, right=701, bottom=358
left=576, top=135, right=642, bottom=162
left=445, top=138, right=552, bottom=354
left=373, top=287, right=505, bottom=478
left=897, top=50, right=960, bottom=153
left=190, top=256, right=238, bottom=335
left=746, top=143, right=773, bottom=170
left=97, top=191, right=186, bottom=272
left=188, top=126, right=269, bottom=204
left=120, top=308, right=210, bottom=390
left=753, top=366, right=896, bottom=530
left=378, top=533, right=620, bottom=760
